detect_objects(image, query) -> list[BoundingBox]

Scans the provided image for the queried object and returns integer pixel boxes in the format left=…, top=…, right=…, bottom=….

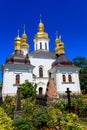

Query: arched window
left=15, top=74, right=20, bottom=84
left=39, top=87, right=43, bottom=95
left=39, top=67, right=43, bottom=77
left=62, top=75, right=66, bottom=82
left=68, top=75, right=72, bottom=82
left=40, top=42, right=42, bottom=49
left=45, top=43, right=47, bottom=50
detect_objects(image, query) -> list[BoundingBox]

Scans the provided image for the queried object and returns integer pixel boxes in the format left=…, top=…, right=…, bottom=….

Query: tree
left=73, top=57, right=87, bottom=68
left=73, top=56, right=87, bottom=93
left=20, top=80, right=37, bottom=99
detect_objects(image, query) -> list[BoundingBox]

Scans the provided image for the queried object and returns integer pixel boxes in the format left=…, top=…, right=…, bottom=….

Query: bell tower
left=33, top=15, right=50, bottom=51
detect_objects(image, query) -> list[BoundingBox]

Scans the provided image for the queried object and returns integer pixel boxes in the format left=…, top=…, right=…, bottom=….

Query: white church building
left=2, top=19, right=81, bottom=98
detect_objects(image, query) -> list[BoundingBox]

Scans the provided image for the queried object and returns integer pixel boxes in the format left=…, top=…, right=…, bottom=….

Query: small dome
left=15, top=36, right=21, bottom=41
left=22, top=33, right=27, bottom=39
left=55, top=37, right=60, bottom=44
left=38, top=22, right=44, bottom=32
left=21, top=33, right=29, bottom=49
left=14, top=36, right=21, bottom=51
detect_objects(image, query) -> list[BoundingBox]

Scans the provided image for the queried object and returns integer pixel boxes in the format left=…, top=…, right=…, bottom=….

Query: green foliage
left=21, top=98, right=36, bottom=118
left=20, top=80, right=37, bottom=99
left=46, top=107, right=62, bottom=128
left=71, top=95, right=87, bottom=117
left=80, top=66, right=87, bottom=92
left=21, top=98, right=62, bottom=129
left=2, top=95, right=16, bottom=118
left=73, top=57, right=87, bottom=68
left=0, top=107, right=13, bottom=130
left=60, top=113, right=87, bottom=130
left=13, top=117, right=33, bottom=130
left=55, top=98, right=68, bottom=112
left=32, top=107, right=49, bottom=128
left=73, top=57, right=87, bottom=93
left=21, top=95, right=87, bottom=129
left=1, top=83, right=87, bottom=129
left=32, top=107, right=62, bottom=129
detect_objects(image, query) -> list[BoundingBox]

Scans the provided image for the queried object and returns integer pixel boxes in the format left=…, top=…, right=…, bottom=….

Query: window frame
left=39, top=67, right=43, bottom=78
left=68, top=74, right=72, bottom=82
left=15, top=74, right=20, bottom=84
left=62, top=74, right=66, bottom=82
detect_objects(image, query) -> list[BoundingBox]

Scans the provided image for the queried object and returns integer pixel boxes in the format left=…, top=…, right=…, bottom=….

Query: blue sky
left=0, top=0, right=87, bottom=81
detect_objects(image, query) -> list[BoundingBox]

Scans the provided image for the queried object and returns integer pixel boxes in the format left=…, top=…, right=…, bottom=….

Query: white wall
left=34, top=38, right=49, bottom=51
left=2, top=66, right=33, bottom=98
left=30, top=57, right=55, bottom=94
left=51, top=69, right=81, bottom=95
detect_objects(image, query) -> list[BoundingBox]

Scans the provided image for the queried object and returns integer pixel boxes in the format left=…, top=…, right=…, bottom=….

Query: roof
left=3, top=63, right=34, bottom=69
left=6, top=50, right=30, bottom=65
left=30, top=50, right=56, bottom=59
left=52, top=54, right=79, bottom=69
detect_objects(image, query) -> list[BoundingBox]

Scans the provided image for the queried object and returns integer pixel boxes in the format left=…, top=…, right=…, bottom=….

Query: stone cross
left=65, top=88, right=72, bottom=113
left=15, top=87, right=21, bottom=111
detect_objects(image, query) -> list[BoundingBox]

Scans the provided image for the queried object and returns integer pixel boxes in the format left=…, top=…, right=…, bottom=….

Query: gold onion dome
left=14, top=31, right=21, bottom=51
left=55, top=33, right=60, bottom=51
left=21, top=27, right=29, bottom=49
left=55, top=35, right=65, bottom=55
left=38, top=21, right=44, bottom=32
left=34, top=19, right=49, bottom=41
left=55, top=37, right=60, bottom=45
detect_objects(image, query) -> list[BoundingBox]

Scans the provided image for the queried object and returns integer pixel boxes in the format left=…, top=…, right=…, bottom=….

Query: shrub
left=60, top=113, right=87, bottom=130
left=2, top=95, right=16, bottom=118
left=13, top=117, right=33, bottom=130
left=71, top=95, right=87, bottom=117
left=0, top=107, right=13, bottom=130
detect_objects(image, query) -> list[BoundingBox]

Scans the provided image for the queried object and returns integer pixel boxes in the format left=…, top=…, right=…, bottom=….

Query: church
left=2, top=18, right=81, bottom=99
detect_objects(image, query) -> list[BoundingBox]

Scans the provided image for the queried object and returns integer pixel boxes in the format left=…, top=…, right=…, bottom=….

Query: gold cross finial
left=23, top=24, right=26, bottom=34
left=59, top=35, right=62, bottom=41
left=40, top=14, right=42, bottom=23
left=55, top=31, right=58, bottom=39
left=17, top=29, right=20, bottom=37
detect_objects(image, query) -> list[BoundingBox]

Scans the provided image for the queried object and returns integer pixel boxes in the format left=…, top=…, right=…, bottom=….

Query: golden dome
left=34, top=20, right=49, bottom=41
left=21, top=33, right=29, bottom=49
left=54, top=35, right=65, bottom=55
left=55, top=37, right=60, bottom=45
left=14, top=36, right=21, bottom=51
left=22, top=33, right=27, bottom=42
left=38, top=21, right=44, bottom=32
left=55, top=37, right=60, bottom=52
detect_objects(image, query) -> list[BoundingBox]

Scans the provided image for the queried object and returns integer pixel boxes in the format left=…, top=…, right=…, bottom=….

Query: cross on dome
left=55, top=31, right=58, bottom=39
left=23, top=24, right=26, bottom=34
left=59, top=35, right=62, bottom=41
left=40, top=14, right=42, bottom=23
left=17, top=29, right=20, bottom=37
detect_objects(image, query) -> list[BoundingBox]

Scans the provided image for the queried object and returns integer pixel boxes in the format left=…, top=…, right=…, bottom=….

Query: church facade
left=2, top=19, right=81, bottom=98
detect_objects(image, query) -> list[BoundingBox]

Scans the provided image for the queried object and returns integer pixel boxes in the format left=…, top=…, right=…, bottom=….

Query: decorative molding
left=13, top=84, right=19, bottom=86
left=62, top=82, right=75, bottom=84
left=37, top=82, right=45, bottom=85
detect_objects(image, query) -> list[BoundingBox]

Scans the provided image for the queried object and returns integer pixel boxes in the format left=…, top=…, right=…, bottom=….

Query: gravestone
left=65, top=88, right=72, bottom=113
left=14, top=87, right=22, bottom=119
